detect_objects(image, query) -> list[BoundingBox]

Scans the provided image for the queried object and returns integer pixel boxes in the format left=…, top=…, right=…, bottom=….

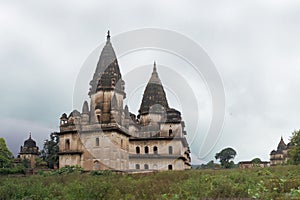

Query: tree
left=0, top=138, right=13, bottom=168
left=215, top=147, right=237, bottom=168
left=288, top=130, right=300, bottom=165
left=251, top=158, right=262, bottom=164
left=206, top=160, right=215, bottom=168
left=40, top=132, right=59, bottom=169
left=201, top=160, right=217, bottom=169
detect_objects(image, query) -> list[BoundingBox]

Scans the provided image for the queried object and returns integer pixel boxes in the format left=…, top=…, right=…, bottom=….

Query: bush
left=55, top=165, right=84, bottom=175
left=90, top=170, right=113, bottom=176
left=0, top=165, right=25, bottom=175
left=1, top=165, right=300, bottom=199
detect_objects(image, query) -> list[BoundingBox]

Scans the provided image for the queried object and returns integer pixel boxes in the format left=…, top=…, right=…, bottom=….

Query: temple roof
left=89, top=31, right=123, bottom=95
left=139, top=62, right=169, bottom=115
left=24, top=133, right=37, bottom=148
left=20, top=133, right=39, bottom=155
left=148, top=62, right=161, bottom=85
left=270, top=137, right=288, bottom=155
left=270, top=150, right=277, bottom=155
left=277, top=136, right=287, bottom=151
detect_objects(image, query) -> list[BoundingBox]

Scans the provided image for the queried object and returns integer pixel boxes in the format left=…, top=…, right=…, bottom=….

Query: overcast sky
left=1, top=0, right=300, bottom=164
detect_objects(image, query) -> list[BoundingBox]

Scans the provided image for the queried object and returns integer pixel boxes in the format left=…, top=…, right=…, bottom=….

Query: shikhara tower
left=58, top=31, right=191, bottom=171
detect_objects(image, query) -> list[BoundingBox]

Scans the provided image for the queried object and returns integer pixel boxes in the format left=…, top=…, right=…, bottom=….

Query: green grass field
left=1, top=165, right=300, bottom=200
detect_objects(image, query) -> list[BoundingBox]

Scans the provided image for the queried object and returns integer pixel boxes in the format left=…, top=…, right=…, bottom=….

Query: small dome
left=20, top=133, right=39, bottom=155
left=24, top=134, right=37, bottom=148
left=60, top=113, right=67, bottom=119
left=270, top=150, right=276, bottom=155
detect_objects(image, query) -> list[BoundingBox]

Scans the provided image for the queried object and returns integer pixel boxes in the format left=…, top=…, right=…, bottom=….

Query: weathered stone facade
left=58, top=32, right=191, bottom=171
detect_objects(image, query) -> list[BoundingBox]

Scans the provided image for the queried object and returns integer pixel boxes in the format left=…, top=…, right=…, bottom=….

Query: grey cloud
left=1, top=1, right=300, bottom=163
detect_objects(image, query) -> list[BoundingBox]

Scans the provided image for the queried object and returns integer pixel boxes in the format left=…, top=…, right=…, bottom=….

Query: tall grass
left=0, top=165, right=300, bottom=199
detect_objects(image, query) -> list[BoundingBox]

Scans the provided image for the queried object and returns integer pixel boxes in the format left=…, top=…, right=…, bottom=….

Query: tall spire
left=138, top=62, right=169, bottom=115
left=106, top=30, right=110, bottom=42
left=277, top=136, right=286, bottom=151
left=149, top=61, right=161, bottom=85
left=89, top=31, right=124, bottom=96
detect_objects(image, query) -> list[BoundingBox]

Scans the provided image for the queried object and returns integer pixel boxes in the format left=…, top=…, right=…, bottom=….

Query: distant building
left=19, top=133, right=39, bottom=168
left=239, top=161, right=269, bottom=169
left=269, top=137, right=292, bottom=166
left=58, top=32, right=191, bottom=171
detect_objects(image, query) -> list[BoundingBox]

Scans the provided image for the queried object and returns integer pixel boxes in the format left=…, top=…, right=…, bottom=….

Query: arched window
left=121, top=139, right=123, bottom=148
left=61, top=119, right=67, bottom=125
left=65, top=139, right=70, bottom=150
left=153, top=146, right=158, bottom=154
left=95, top=138, right=99, bottom=146
left=144, top=164, right=149, bottom=170
left=136, top=146, right=140, bottom=154
left=168, top=146, right=173, bottom=155
left=111, top=78, right=116, bottom=87
left=169, top=129, right=173, bottom=137
left=153, top=164, right=158, bottom=170
left=135, top=164, right=140, bottom=169
left=95, top=109, right=101, bottom=123
left=168, top=165, right=173, bottom=170
left=93, top=160, right=100, bottom=170
left=145, top=146, right=149, bottom=154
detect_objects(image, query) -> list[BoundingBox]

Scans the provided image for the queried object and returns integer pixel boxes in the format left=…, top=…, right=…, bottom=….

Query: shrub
left=55, top=165, right=84, bottom=175
left=90, top=170, right=113, bottom=176
left=1, top=165, right=300, bottom=199
left=0, top=165, right=25, bottom=175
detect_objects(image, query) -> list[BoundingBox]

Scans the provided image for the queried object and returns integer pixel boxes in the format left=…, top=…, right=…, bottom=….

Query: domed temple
left=270, top=137, right=292, bottom=165
left=58, top=31, right=191, bottom=171
left=19, top=133, right=39, bottom=168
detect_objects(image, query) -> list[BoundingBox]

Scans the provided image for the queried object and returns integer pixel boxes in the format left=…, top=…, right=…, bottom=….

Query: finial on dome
left=153, top=61, right=157, bottom=72
left=107, top=30, right=110, bottom=42
left=148, top=61, right=161, bottom=85
left=29, top=132, right=31, bottom=139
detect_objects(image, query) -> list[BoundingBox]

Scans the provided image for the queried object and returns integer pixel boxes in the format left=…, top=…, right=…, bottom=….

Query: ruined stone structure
left=238, top=161, right=269, bottom=169
left=19, top=133, right=39, bottom=168
left=270, top=137, right=292, bottom=166
left=58, top=32, right=191, bottom=171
